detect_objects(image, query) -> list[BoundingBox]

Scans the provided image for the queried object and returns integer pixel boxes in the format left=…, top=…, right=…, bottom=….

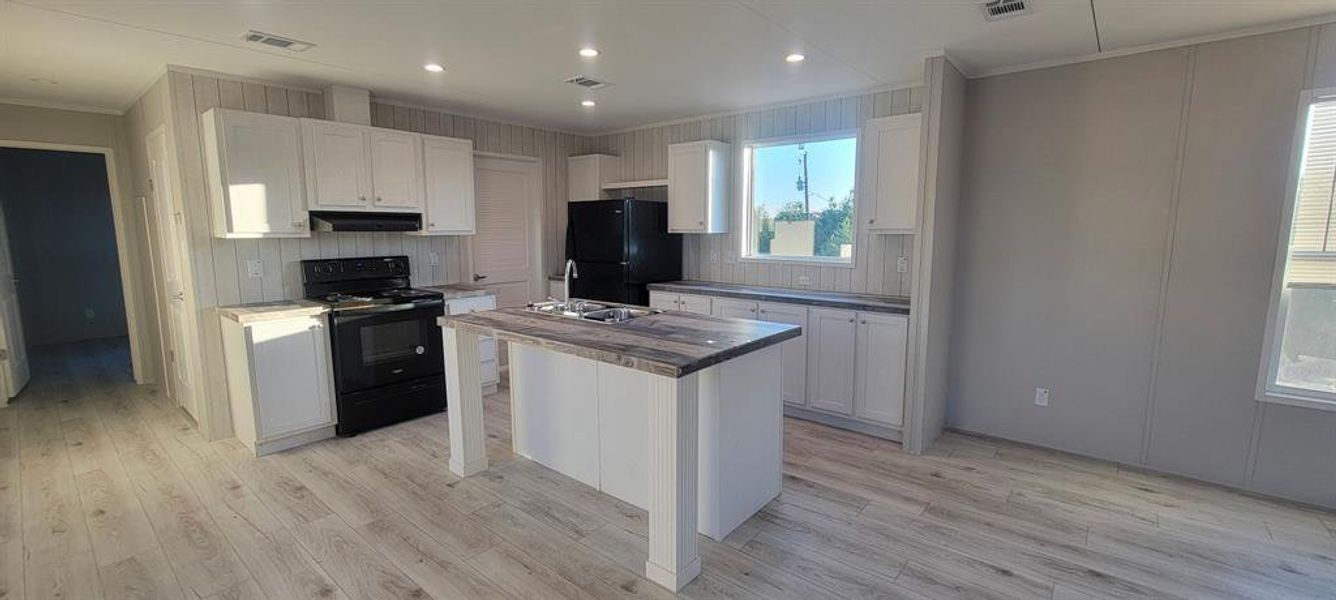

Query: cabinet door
left=421, top=135, right=476, bottom=233
left=712, top=298, right=758, bottom=320
left=250, top=317, right=333, bottom=439
left=303, top=120, right=371, bottom=210
left=667, top=143, right=707, bottom=232
left=648, top=291, right=678, bottom=311
left=678, top=294, right=712, bottom=315
left=204, top=109, right=307, bottom=237
left=368, top=129, right=423, bottom=210
left=854, top=312, right=908, bottom=426
left=757, top=302, right=808, bottom=407
left=864, top=114, right=921, bottom=233
left=807, top=307, right=857, bottom=415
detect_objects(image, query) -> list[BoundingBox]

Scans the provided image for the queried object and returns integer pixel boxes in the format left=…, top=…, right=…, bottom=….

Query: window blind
left=1288, top=100, right=1336, bottom=286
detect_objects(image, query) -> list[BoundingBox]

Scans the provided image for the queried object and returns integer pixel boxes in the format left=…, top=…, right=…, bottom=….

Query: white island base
left=442, top=327, right=784, bottom=591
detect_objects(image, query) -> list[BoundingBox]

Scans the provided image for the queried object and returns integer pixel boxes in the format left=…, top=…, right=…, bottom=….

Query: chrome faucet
left=564, top=259, right=579, bottom=305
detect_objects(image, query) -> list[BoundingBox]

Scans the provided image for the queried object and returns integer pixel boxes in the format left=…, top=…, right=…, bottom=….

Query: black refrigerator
left=566, top=198, right=682, bottom=306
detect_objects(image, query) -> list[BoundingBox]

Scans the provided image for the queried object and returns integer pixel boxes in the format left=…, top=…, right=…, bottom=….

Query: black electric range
left=301, top=256, right=446, bottom=436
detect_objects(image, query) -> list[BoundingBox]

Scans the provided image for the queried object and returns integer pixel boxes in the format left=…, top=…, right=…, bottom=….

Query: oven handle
left=331, top=302, right=443, bottom=323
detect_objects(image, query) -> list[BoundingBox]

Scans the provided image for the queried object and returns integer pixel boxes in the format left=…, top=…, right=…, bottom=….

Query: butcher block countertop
left=217, top=300, right=328, bottom=325
left=439, top=307, right=799, bottom=378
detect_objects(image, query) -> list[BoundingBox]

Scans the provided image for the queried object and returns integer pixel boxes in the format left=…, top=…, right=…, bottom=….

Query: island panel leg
left=443, top=326, right=488, bottom=477
left=644, top=372, right=702, bottom=591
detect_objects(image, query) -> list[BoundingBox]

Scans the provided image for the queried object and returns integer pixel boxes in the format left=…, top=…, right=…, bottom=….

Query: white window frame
left=737, top=129, right=861, bottom=268
left=1257, top=86, right=1336, bottom=413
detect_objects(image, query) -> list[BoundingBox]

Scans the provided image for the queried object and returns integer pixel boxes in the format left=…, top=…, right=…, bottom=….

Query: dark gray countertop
left=647, top=281, right=910, bottom=314
left=439, top=308, right=800, bottom=378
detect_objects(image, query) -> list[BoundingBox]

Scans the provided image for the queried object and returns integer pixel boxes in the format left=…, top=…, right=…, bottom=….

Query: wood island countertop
left=439, top=307, right=800, bottom=378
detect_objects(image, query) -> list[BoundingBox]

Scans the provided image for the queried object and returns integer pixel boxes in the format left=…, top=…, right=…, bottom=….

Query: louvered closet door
left=470, top=156, right=539, bottom=309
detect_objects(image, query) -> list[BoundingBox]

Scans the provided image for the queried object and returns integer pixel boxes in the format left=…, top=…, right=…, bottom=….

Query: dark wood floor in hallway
left=2, top=338, right=1335, bottom=599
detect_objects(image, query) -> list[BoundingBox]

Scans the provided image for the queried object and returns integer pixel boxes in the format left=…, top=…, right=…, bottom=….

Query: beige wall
left=0, top=102, right=160, bottom=385
left=590, top=87, right=923, bottom=296
left=951, top=25, right=1336, bottom=507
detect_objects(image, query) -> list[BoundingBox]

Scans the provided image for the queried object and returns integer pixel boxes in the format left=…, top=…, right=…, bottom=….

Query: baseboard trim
left=784, top=405, right=902, bottom=442
left=252, top=424, right=336, bottom=456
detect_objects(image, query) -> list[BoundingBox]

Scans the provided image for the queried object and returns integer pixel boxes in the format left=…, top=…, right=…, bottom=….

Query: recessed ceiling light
left=581, top=100, right=597, bottom=108
left=785, top=53, right=805, bottom=63
left=579, top=47, right=600, bottom=58
left=423, top=63, right=445, bottom=73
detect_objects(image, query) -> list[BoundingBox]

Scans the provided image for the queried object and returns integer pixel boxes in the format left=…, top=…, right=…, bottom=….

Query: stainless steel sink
left=526, top=299, right=658, bottom=323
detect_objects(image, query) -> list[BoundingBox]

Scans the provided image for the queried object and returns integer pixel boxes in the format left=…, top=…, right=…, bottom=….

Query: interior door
left=470, top=156, right=540, bottom=309
left=148, top=130, right=199, bottom=419
left=0, top=201, right=29, bottom=400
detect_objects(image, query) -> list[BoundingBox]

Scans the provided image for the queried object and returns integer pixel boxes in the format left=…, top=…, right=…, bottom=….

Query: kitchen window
left=1259, top=89, right=1336, bottom=412
left=741, top=133, right=858, bottom=265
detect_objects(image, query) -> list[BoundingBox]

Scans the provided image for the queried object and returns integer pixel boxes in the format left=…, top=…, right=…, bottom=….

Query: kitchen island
left=438, top=304, right=800, bottom=591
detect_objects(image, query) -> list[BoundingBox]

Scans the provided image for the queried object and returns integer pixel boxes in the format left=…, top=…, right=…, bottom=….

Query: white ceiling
left=2, top=0, right=1335, bottom=134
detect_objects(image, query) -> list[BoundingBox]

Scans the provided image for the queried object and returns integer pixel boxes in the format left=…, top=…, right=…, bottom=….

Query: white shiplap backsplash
left=590, top=87, right=922, bottom=296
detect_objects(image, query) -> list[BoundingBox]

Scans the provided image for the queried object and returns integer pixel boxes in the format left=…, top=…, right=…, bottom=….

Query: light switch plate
left=429, top=252, right=440, bottom=266
left=797, top=275, right=813, bottom=286
left=246, top=259, right=263, bottom=278
left=1034, top=387, right=1050, bottom=407
left=897, top=256, right=909, bottom=273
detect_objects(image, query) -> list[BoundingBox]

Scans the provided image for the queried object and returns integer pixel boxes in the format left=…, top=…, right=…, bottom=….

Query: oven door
left=329, top=302, right=444, bottom=393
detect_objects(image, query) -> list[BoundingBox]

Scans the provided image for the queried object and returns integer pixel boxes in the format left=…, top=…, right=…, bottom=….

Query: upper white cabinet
left=568, top=154, right=620, bottom=202
left=221, top=313, right=335, bottom=455
left=418, top=134, right=476, bottom=234
left=807, top=307, right=858, bottom=415
left=667, top=140, right=730, bottom=233
left=302, top=119, right=372, bottom=211
left=200, top=108, right=308, bottom=238
left=301, top=119, right=422, bottom=213
left=863, top=114, right=922, bottom=233
left=367, top=129, right=423, bottom=210
left=854, top=312, right=908, bottom=426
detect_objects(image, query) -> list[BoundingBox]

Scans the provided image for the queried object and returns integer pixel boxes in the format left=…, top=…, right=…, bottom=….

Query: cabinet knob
left=860, top=320, right=867, bottom=324
left=359, top=195, right=367, bottom=202
left=869, top=218, right=877, bottom=223
left=698, top=220, right=704, bottom=225
left=758, top=309, right=767, bottom=315
left=375, top=196, right=383, bottom=203
left=848, top=318, right=855, bottom=323
left=429, top=222, right=437, bottom=227
left=749, top=308, right=756, bottom=313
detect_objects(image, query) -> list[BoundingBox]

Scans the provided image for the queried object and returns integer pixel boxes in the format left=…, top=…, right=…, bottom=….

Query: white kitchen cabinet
left=854, top=312, right=908, bottom=426
left=302, top=119, right=373, bottom=211
left=863, top=114, right=922, bottom=233
left=667, top=140, right=730, bottom=233
left=200, top=108, right=308, bottom=238
left=221, top=314, right=335, bottom=455
left=301, top=119, right=423, bottom=213
left=711, top=298, right=758, bottom=319
left=757, top=301, right=808, bottom=408
left=649, top=291, right=712, bottom=315
left=367, top=129, right=423, bottom=210
left=807, top=307, right=857, bottom=415
left=568, top=154, right=620, bottom=202
left=443, top=294, right=500, bottom=393
left=417, top=134, right=476, bottom=234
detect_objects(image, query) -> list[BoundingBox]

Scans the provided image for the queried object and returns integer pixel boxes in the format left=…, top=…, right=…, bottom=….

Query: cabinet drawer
left=446, top=295, right=496, bottom=315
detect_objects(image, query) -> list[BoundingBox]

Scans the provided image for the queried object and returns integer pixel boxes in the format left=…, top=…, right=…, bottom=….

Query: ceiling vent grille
left=565, top=75, right=611, bottom=90
left=242, top=30, right=315, bottom=52
left=980, top=0, right=1032, bottom=22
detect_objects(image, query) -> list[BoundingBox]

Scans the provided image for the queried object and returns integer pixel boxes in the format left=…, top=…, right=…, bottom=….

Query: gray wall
left=950, top=26, right=1336, bottom=507
left=0, top=149, right=128, bottom=345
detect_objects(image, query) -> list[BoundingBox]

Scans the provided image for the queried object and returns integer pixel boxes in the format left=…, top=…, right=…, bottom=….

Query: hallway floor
left=2, top=338, right=1335, bottom=599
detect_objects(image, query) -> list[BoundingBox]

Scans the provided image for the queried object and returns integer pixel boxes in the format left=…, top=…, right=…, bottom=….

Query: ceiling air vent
left=980, top=0, right=1032, bottom=22
left=565, top=75, right=611, bottom=90
left=242, top=30, right=315, bottom=52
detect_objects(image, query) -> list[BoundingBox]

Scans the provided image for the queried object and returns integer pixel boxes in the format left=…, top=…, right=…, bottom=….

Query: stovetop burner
left=312, top=287, right=444, bottom=311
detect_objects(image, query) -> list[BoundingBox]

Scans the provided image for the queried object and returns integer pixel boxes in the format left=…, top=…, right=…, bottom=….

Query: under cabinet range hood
left=309, top=211, right=422, bottom=232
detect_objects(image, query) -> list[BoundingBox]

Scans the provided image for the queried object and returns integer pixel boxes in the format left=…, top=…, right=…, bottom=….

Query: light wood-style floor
left=4, top=338, right=1336, bottom=600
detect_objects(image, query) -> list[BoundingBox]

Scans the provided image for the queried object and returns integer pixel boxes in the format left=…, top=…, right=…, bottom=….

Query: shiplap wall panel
left=592, top=86, right=921, bottom=296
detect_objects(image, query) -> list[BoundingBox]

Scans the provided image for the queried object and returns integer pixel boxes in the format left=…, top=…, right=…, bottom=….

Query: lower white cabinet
left=711, top=298, right=758, bottom=319
left=221, top=314, right=336, bottom=456
left=443, top=295, right=500, bottom=393
left=648, top=291, right=712, bottom=315
left=854, top=313, right=909, bottom=426
left=757, top=301, right=808, bottom=408
left=807, top=308, right=858, bottom=414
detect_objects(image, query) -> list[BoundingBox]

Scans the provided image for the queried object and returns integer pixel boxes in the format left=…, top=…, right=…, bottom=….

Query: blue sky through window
left=752, top=137, right=857, bottom=217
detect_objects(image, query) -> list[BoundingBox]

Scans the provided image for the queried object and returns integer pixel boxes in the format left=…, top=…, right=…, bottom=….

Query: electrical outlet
left=709, top=250, right=720, bottom=264
left=897, top=256, right=909, bottom=273
left=84, top=308, right=95, bottom=320
left=1034, top=387, right=1050, bottom=407
left=797, top=275, right=813, bottom=286
left=246, top=259, right=263, bottom=278
left=429, top=252, right=440, bottom=266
